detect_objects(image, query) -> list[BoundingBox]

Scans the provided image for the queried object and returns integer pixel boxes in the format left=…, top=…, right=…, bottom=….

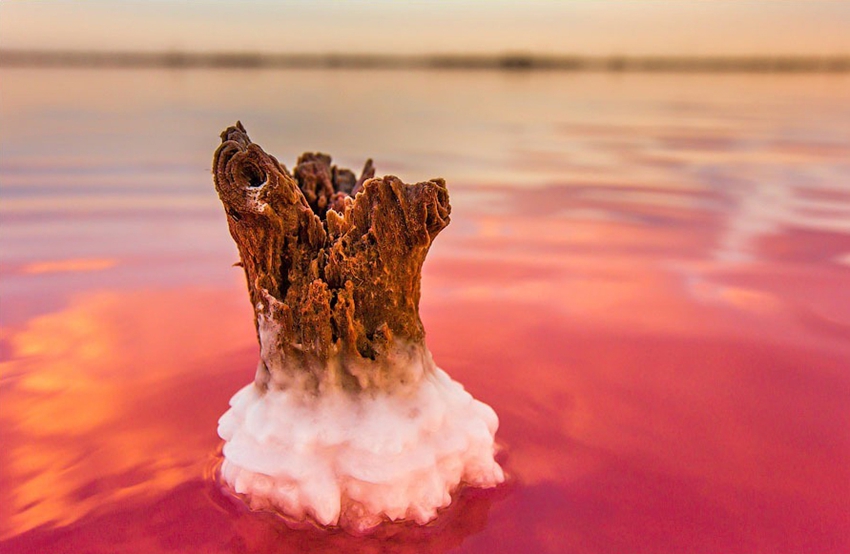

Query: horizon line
left=2, top=50, right=849, bottom=73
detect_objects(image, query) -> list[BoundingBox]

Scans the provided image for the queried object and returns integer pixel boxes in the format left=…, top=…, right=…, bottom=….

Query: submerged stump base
left=213, top=122, right=504, bottom=531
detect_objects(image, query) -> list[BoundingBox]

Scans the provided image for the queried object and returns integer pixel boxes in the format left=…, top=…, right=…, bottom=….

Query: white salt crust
left=217, top=367, right=504, bottom=532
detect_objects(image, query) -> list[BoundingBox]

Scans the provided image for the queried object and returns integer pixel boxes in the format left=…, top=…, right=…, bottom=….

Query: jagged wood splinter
left=213, top=122, right=451, bottom=392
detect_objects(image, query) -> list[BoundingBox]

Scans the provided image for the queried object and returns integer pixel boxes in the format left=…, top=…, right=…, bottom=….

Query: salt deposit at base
left=217, top=367, right=504, bottom=532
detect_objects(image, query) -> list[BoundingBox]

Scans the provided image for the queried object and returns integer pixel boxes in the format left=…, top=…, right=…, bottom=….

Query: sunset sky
left=1, top=0, right=849, bottom=56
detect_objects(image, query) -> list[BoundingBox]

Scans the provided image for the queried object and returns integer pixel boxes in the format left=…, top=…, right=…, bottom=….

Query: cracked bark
left=213, top=122, right=451, bottom=393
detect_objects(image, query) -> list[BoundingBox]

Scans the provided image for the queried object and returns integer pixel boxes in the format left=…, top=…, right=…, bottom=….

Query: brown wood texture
left=213, top=122, right=451, bottom=392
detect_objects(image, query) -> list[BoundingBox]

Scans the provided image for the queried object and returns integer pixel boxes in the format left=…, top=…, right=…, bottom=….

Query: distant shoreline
left=1, top=50, right=849, bottom=73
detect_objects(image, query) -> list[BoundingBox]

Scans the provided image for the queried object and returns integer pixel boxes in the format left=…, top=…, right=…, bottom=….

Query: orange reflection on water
left=0, top=288, right=255, bottom=538
left=20, top=258, right=118, bottom=275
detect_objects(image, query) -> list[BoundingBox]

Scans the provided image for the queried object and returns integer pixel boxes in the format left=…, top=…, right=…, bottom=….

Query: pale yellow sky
left=1, top=1, right=849, bottom=56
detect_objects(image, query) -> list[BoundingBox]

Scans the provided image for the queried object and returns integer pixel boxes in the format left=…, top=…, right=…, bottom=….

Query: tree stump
left=213, top=122, right=451, bottom=393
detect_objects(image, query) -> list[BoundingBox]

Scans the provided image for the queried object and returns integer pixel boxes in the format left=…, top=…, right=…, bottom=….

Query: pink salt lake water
left=0, top=68, right=848, bottom=553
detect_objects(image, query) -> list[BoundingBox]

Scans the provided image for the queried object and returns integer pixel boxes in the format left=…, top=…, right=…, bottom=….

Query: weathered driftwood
left=213, top=122, right=451, bottom=392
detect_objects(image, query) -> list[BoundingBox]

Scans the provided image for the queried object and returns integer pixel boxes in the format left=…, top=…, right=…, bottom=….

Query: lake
left=1, top=67, right=849, bottom=553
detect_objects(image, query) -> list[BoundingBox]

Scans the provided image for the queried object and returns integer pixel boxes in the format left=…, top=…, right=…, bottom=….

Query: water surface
left=1, top=68, right=849, bottom=553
